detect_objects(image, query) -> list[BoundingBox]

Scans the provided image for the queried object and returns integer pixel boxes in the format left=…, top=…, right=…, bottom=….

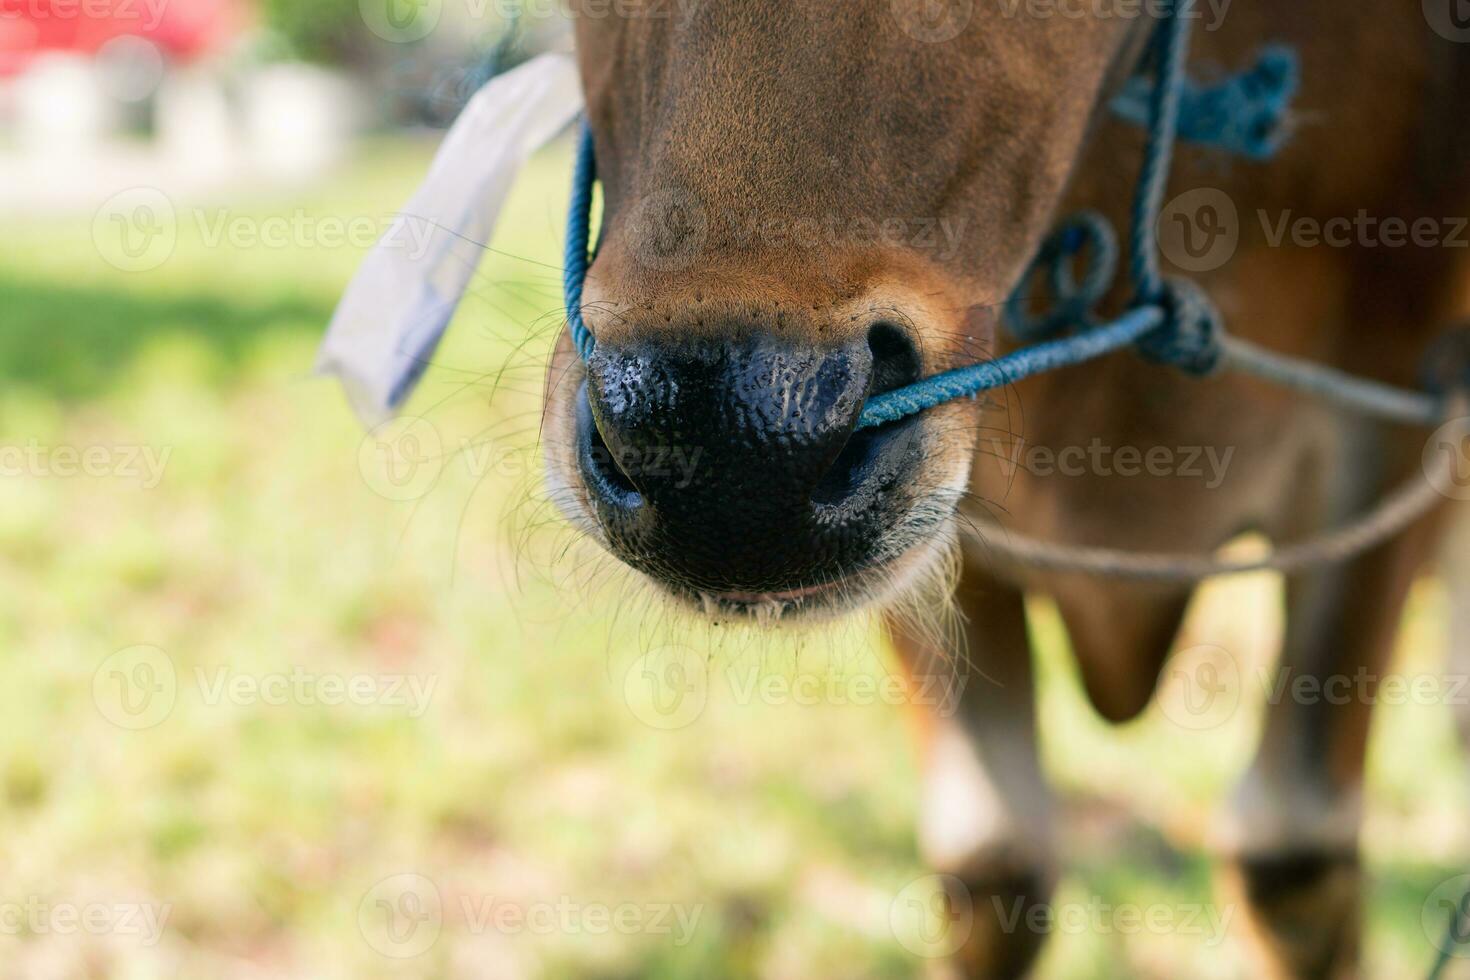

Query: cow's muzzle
left=574, top=322, right=927, bottom=607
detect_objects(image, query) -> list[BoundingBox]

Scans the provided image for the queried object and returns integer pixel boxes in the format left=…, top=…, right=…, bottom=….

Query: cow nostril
left=811, top=323, right=924, bottom=507
left=577, top=384, right=642, bottom=508
left=811, top=425, right=889, bottom=505
left=867, top=321, right=923, bottom=397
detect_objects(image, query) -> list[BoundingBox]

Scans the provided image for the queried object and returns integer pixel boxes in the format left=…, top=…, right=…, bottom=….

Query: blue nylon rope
left=564, top=122, right=597, bottom=362
left=1110, top=44, right=1298, bottom=160
left=1128, top=4, right=1189, bottom=304
left=560, top=1, right=1449, bottom=432
left=859, top=306, right=1165, bottom=429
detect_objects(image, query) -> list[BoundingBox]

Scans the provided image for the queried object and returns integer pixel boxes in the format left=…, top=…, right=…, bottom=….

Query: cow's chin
left=542, top=475, right=970, bottom=628
left=646, top=527, right=960, bottom=626
left=543, top=461, right=967, bottom=626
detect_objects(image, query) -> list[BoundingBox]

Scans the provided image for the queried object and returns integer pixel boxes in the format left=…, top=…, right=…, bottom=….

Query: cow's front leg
left=1443, top=509, right=1470, bottom=777
left=1221, top=506, right=1441, bottom=979
left=886, top=555, right=1054, bottom=979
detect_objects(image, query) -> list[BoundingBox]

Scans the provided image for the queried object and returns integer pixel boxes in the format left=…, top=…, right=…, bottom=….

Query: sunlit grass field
left=1, top=136, right=1468, bottom=978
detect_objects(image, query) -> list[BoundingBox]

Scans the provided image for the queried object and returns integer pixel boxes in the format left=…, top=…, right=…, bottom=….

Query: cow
left=540, top=1, right=1470, bottom=975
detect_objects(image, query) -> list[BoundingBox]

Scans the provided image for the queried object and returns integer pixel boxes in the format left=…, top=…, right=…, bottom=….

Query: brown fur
left=544, top=2, right=1470, bottom=975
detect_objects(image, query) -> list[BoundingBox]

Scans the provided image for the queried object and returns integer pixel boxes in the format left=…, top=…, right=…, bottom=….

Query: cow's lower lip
left=647, top=571, right=868, bottom=622
left=710, top=581, right=841, bottom=604
left=653, top=534, right=944, bottom=621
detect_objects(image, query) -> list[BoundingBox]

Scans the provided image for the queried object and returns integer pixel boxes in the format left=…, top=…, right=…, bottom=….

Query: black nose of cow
left=576, top=325, right=925, bottom=595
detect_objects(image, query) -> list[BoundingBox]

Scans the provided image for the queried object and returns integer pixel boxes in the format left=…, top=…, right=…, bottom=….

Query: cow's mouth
left=644, top=529, right=954, bottom=623
left=714, top=581, right=840, bottom=604
left=676, top=576, right=856, bottom=621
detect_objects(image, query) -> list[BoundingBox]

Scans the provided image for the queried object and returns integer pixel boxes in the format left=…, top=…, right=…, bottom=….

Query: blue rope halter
left=559, top=2, right=1401, bottom=431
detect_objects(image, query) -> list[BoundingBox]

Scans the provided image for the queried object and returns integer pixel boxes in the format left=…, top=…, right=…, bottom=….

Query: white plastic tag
left=317, top=52, right=586, bottom=426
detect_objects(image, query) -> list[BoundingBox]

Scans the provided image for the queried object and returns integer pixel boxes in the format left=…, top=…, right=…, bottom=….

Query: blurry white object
left=243, top=63, right=359, bottom=181
left=156, top=67, right=237, bottom=184
left=15, top=54, right=114, bottom=154
left=95, top=35, right=167, bottom=103
left=317, top=52, right=586, bottom=426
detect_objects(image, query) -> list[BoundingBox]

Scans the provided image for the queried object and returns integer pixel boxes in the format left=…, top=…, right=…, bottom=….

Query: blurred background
left=2, top=0, right=1469, bottom=976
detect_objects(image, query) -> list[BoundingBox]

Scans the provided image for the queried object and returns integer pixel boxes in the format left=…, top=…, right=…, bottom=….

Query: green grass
left=1, top=135, right=1468, bottom=978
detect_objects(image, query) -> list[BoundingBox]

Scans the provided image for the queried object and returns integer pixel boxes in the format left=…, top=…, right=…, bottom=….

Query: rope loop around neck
left=1004, top=211, right=1118, bottom=343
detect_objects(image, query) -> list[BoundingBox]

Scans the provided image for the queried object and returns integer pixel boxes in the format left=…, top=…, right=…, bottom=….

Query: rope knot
left=1004, top=211, right=1118, bottom=342
left=1420, top=324, right=1470, bottom=397
left=1136, top=278, right=1224, bottom=376
left=1110, top=44, right=1299, bottom=161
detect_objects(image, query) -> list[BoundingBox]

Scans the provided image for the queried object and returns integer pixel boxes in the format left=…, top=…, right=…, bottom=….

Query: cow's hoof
left=1222, top=848, right=1361, bottom=980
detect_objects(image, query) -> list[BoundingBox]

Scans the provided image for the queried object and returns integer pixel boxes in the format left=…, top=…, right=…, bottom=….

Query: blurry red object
left=0, top=0, right=241, bottom=75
